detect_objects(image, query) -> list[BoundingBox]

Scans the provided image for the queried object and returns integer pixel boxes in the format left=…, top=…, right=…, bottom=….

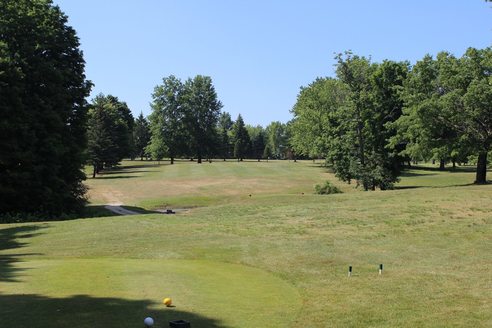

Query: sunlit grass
left=1, top=160, right=491, bottom=327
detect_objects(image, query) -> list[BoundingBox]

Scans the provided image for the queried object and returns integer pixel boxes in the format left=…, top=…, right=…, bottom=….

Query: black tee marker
left=348, top=265, right=352, bottom=277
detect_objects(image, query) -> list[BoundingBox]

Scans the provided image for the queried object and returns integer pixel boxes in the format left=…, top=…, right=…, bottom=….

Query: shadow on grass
left=93, top=163, right=160, bottom=179
left=399, top=170, right=437, bottom=177
left=0, top=225, right=45, bottom=282
left=0, top=294, right=226, bottom=328
left=99, top=170, right=155, bottom=175
left=118, top=163, right=161, bottom=169
left=94, top=175, right=139, bottom=180
left=393, top=185, right=424, bottom=190
left=120, top=206, right=157, bottom=214
left=82, top=205, right=116, bottom=218
left=395, top=182, right=481, bottom=190
left=407, top=165, right=477, bottom=173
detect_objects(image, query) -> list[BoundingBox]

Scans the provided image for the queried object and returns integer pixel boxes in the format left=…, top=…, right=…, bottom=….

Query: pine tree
left=133, top=113, right=151, bottom=160
left=232, top=114, right=250, bottom=161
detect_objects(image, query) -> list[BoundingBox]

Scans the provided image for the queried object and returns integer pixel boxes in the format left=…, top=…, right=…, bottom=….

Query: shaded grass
left=1, top=259, right=299, bottom=328
left=0, top=294, right=226, bottom=328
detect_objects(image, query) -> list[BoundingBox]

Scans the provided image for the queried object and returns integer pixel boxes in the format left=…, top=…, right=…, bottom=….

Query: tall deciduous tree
left=181, top=75, right=222, bottom=163
left=394, top=48, right=491, bottom=182
left=332, top=53, right=408, bottom=190
left=0, top=0, right=92, bottom=217
left=291, top=53, right=407, bottom=190
left=148, top=76, right=186, bottom=164
left=290, top=78, right=349, bottom=159
left=247, top=125, right=266, bottom=161
left=391, top=54, right=465, bottom=170
left=265, top=121, right=288, bottom=159
left=448, top=47, right=492, bottom=183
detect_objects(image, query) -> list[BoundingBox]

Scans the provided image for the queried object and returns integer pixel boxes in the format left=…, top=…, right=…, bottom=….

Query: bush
left=314, top=181, right=342, bottom=195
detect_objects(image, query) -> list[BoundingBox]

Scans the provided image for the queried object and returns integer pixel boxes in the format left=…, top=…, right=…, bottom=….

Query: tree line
left=290, top=49, right=492, bottom=189
left=143, top=75, right=291, bottom=164
left=86, top=75, right=293, bottom=174
left=1, top=0, right=490, bottom=219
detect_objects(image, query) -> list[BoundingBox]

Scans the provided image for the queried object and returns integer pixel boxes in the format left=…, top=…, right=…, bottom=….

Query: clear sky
left=52, top=0, right=491, bottom=127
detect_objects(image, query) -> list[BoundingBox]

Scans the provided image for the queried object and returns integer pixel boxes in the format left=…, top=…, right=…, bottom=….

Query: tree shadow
left=100, top=170, right=155, bottom=175
left=393, top=185, right=424, bottom=190
left=0, top=225, right=45, bottom=282
left=399, top=171, right=437, bottom=177
left=116, top=164, right=160, bottom=170
left=82, top=205, right=117, bottom=218
left=394, top=182, right=479, bottom=190
left=94, top=175, right=139, bottom=180
left=407, top=165, right=477, bottom=173
left=0, top=294, right=226, bottom=328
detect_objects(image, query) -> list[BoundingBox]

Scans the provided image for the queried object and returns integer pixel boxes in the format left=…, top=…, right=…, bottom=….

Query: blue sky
left=53, top=0, right=491, bottom=126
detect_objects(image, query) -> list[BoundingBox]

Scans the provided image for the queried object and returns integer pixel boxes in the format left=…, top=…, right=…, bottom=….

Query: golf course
left=0, top=160, right=490, bottom=327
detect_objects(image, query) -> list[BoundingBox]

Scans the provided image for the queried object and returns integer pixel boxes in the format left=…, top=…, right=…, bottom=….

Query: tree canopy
left=0, top=0, right=92, bottom=217
left=148, top=75, right=223, bottom=163
left=291, top=47, right=491, bottom=188
left=86, top=94, right=134, bottom=177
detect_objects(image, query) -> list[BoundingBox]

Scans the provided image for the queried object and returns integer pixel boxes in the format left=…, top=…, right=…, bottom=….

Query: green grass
left=1, top=160, right=491, bottom=327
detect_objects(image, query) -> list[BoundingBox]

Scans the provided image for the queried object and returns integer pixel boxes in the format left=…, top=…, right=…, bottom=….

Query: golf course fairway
left=0, top=258, right=300, bottom=327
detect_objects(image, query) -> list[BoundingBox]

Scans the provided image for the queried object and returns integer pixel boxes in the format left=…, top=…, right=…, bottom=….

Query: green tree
left=86, top=104, right=117, bottom=178
left=394, top=48, right=490, bottom=182
left=148, top=75, right=186, bottom=164
left=265, top=121, right=288, bottom=159
left=451, top=47, right=492, bottom=183
left=332, top=53, right=408, bottom=190
left=218, top=112, right=233, bottom=160
left=263, top=143, right=273, bottom=160
left=0, top=0, right=92, bottom=217
left=87, top=94, right=134, bottom=175
left=133, top=112, right=151, bottom=160
left=181, top=75, right=223, bottom=163
left=247, top=125, right=266, bottom=161
left=391, top=54, right=465, bottom=171
left=106, top=95, right=134, bottom=162
left=232, top=114, right=250, bottom=161
left=290, top=78, right=349, bottom=159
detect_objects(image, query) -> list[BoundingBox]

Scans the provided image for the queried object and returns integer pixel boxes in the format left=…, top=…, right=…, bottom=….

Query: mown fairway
left=1, top=160, right=491, bottom=327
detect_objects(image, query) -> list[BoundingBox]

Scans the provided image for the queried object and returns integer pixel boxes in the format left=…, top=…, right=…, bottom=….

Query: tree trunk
left=452, top=159, right=456, bottom=169
left=92, top=164, right=97, bottom=178
left=170, top=156, right=174, bottom=165
left=475, top=152, right=488, bottom=184
left=439, top=159, right=445, bottom=171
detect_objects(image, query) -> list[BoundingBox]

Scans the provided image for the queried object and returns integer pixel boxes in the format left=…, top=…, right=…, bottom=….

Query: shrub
left=314, top=181, right=342, bottom=195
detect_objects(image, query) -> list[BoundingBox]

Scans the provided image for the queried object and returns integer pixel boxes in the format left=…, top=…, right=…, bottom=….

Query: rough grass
left=1, top=160, right=491, bottom=327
